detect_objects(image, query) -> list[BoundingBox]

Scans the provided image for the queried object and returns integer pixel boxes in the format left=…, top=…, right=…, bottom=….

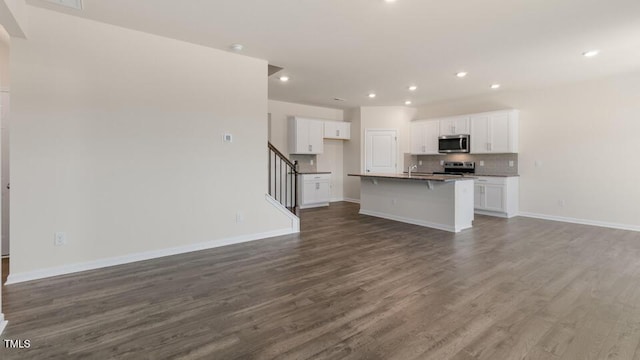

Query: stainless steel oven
left=438, top=134, right=470, bottom=153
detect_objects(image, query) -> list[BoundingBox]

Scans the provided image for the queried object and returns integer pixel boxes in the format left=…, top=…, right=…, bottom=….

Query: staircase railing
left=268, top=142, right=298, bottom=214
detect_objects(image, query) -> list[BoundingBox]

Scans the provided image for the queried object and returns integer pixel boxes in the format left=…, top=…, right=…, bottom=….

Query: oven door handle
left=460, top=137, right=464, bottom=150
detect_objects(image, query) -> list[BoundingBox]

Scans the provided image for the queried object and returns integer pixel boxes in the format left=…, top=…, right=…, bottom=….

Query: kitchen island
left=348, top=173, right=475, bottom=232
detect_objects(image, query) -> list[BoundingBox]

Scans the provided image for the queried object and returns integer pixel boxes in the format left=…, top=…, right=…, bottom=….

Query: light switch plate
left=479, top=161, right=485, bottom=166
left=418, top=160, right=423, bottom=166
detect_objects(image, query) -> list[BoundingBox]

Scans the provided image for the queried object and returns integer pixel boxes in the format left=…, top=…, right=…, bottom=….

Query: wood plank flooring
left=2, top=202, right=640, bottom=359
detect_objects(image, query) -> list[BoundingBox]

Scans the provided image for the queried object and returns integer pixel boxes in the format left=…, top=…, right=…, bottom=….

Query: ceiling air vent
left=333, top=98, right=346, bottom=102
left=268, top=65, right=283, bottom=77
left=43, top=0, right=83, bottom=10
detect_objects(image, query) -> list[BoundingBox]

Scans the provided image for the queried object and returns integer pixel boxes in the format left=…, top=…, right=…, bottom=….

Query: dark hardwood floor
left=2, top=202, right=640, bottom=359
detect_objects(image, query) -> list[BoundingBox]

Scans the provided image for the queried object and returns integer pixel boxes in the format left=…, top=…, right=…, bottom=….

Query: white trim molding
left=519, top=212, right=640, bottom=232
left=6, top=227, right=297, bottom=285
left=343, top=198, right=361, bottom=204
left=265, top=194, right=300, bottom=232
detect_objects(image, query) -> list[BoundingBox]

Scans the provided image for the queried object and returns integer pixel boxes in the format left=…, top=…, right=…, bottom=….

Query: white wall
left=9, top=6, right=293, bottom=279
left=268, top=100, right=345, bottom=201
left=416, top=71, right=640, bottom=230
left=343, top=106, right=417, bottom=202
left=0, top=25, right=8, bottom=90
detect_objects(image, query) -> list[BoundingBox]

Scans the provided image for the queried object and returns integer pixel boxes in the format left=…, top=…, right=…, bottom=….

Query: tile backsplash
left=404, top=153, right=519, bottom=176
left=290, top=154, right=317, bottom=173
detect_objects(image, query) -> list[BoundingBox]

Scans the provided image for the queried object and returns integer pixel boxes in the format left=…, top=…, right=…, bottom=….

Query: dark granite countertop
left=349, top=173, right=474, bottom=182
left=404, top=172, right=519, bottom=178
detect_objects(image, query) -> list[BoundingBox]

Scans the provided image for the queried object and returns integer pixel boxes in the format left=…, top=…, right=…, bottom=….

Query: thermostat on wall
left=223, top=133, right=233, bottom=143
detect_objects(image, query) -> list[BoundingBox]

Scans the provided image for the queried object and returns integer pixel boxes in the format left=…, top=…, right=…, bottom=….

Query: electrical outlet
left=509, top=161, right=515, bottom=167
left=54, top=232, right=67, bottom=246
left=223, top=133, right=233, bottom=143
left=418, top=160, right=423, bottom=166
left=310, top=159, right=314, bottom=165
left=558, top=200, right=566, bottom=207
left=440, top=160, right=444, bottom=166
left=479, top=161, right=485, bottom=166
left=391, top=198, right=397, bottom=205
left=236, top=212, right=244, bottom=224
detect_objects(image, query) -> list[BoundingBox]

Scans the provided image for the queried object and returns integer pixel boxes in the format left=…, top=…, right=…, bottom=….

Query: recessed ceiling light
left=368, top=93, right=377, bottom=98
left=405, top=100, right=412, bottom=105
left=582, top=50, right=600, bottom=57
left=230, top=44, right=244, bottom=52
left=385, top=0, right=397, bottom=3
left=456, top=72, right=468, bottom=78
left=279, top=76, right=290, bottom=82
left=408, top=85, right=418, bottom=91
left=491, top=84, right=501, bottom=89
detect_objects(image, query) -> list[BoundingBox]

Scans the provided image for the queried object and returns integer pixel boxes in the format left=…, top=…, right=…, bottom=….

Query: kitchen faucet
left=408, top=164, right=417, bottom=177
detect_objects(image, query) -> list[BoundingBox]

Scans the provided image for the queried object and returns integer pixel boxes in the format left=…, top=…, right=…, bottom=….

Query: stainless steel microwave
left=438, top=134, right=470, bottom=153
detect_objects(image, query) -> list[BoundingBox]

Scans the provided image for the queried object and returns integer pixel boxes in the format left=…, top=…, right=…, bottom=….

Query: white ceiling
left=28, top=0, right=640, bottom=109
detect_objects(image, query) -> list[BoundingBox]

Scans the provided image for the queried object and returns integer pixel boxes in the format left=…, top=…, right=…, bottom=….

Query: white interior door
left=365, top=129, right=397, bottom=174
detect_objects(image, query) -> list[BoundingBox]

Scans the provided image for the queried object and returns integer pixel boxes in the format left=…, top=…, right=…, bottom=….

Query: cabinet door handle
left=309, top=144, right=312, bottom=152
left=316, top=183, right=320, bottom=190
left=336, top=130, right=340, bottom=137
left=452, top=125, right=456, bottom=133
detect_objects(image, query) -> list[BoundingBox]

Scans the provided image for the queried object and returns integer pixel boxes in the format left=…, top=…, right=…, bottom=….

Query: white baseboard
left=343, top=198, right=361, bottom=204
left=330, top=198, right=344, bottom=203
left=359, top=209, right=468, bottom=233
left=6, top=227, right=297, bottom=285
left=475, top=209, right=518, bottom=219
left=299, top=202, right=329, bottom=209
left=518, top=212, right=640, bottom=232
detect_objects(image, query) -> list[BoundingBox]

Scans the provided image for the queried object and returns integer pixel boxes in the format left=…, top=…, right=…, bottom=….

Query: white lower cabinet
left=474, top=176, right=519, bottom=218
left=299, top=174, right=331, bottom=209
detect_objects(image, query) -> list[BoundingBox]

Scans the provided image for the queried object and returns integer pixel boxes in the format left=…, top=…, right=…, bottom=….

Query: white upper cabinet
left=289, top=117, right=324, bottom=154
left=410, top=120, right=440, bottom=155
left=323, top=121, right=351, bottom=140
left=439, top=116, right=470, bottom=135
left=470, top=110, right=519, bottom=154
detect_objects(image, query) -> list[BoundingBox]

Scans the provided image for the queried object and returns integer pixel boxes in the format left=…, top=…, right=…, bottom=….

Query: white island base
left=357, top=177, right=475, bottom=233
